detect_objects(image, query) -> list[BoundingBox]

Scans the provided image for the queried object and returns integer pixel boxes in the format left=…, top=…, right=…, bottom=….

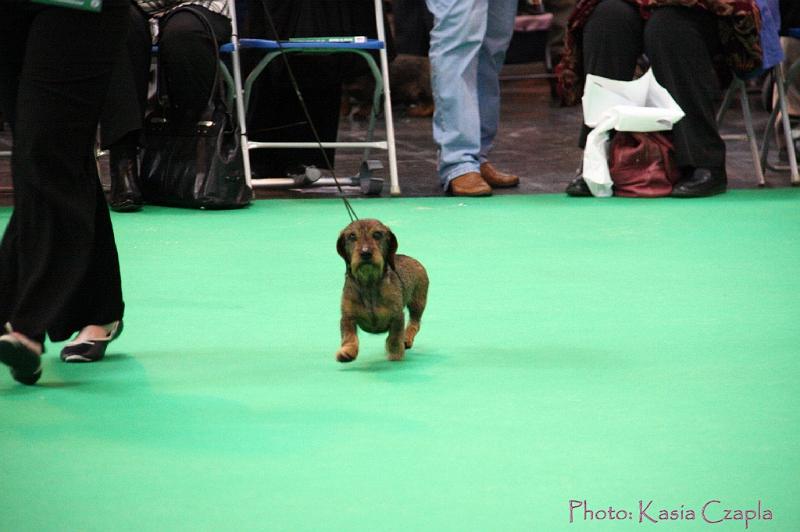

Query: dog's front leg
left=386, top=314, right=406, bottom=361
left=336, top=316, right=359, bottom=363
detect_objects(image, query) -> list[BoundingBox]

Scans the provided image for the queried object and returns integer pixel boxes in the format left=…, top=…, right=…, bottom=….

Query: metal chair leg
left=374, top=0, right=400, bottom=196
left=227, top=0, right=253, bottom=190
left=774, top=63, right=800, bottom=184
left=738, top=81, right=765, bottom=186
left=718, top=76, right=765, bottom=186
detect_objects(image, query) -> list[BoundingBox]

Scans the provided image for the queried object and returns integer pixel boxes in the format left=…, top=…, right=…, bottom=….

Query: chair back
left=758, top=0, right=784, bottom=70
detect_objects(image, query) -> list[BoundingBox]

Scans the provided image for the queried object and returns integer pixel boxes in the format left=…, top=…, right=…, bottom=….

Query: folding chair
left=499, top=9, right=557, bottom=98
left=716, top=76, right=771, bottom=186
left=716, top=0, right=799, bottom=186
left=222, top=0, right=400, bottom=195
left=759, top=27, right=800, bottom=185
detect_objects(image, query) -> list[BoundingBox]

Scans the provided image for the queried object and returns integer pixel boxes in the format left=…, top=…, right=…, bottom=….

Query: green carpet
left=1, top=190, right=799, bottom=531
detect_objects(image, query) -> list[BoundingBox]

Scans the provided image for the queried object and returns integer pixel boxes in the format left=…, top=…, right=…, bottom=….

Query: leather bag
left=608, top=131, right=680, bottom=197
left=139, top=6, right=251, bottom=209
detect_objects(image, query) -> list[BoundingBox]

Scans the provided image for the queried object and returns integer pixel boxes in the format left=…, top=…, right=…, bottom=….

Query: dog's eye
left=372, top=231, right=383, bottom=240
left=347, top=233, right=357, bottom=241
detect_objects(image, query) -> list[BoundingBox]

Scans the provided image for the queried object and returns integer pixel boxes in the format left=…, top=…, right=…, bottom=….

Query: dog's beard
left=352, top=262, right=384, bottom=284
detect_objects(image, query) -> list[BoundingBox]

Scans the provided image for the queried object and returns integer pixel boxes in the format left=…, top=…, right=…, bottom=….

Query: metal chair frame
left=717, top=64, right=799, bottom=186
left=222, top=0, right=400, bottom=195
left=758, top=28, right=800, bottom=185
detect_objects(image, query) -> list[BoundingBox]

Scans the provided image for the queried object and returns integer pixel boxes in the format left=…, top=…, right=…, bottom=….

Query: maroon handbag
left=608, top=132, right=681, bottom=197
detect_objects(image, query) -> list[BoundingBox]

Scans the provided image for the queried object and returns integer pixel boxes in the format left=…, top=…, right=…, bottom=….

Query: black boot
left=109, top=144, right=143, bottom=212
left=671, top=167, right=727, bottom=198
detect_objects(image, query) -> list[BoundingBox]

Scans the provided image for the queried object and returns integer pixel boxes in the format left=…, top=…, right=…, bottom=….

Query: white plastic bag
left=581, top=69, right=685, bottom=197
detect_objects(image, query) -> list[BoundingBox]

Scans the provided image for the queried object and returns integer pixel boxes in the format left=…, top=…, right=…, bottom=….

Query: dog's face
left=337, top=219, right=397, bottom=283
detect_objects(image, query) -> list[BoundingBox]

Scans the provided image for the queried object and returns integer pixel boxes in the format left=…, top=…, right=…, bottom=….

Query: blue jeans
left=425, top=0, right=517, bottom=189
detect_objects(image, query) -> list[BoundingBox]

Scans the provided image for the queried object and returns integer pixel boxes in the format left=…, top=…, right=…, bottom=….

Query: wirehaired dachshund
left=336, top=219, right=429, bottom=363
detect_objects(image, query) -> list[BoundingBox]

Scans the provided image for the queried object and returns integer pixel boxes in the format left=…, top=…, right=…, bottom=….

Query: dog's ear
left=385, top=229, right=398, bottom=270
left=337, top=232, right=349, bottom=266
left=336, top=231, right=350, bottom=271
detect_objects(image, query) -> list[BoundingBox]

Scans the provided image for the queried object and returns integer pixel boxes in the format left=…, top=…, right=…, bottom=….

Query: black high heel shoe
left=0, top=323, right=43, bottom=385
left=60, top=320, right=124, bottom=363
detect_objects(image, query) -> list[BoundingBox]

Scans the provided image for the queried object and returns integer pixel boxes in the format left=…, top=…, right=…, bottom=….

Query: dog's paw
left=386, top=337, right=405, bottom=361
left=404, top=331, right=417, bottom=349
left=387, top=351, right=405, bottom=362
left=336, top=348, right=358, bottom=363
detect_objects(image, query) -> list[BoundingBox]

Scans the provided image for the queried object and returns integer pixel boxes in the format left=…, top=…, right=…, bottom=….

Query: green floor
left=1, top=190, right=799, bottom=531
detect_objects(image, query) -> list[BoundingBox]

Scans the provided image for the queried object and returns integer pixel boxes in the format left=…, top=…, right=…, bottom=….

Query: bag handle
left=156, top=5, right=226, bottom=115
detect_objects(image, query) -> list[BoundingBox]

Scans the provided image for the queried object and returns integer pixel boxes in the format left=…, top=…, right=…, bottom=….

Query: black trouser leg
left=61, top=178, right=125, bottom=337
left=0, top=3, right=128, bottom=342
left=158, top=8, right=232, bottom=121
left=394, top=0, right=433, bottom=56
left=0, top=213, right=20, bottom=335
left=579, top=0, right=643, bottom=148
left=100, top=4, right=152, bottom=149
left=100, top=5, right=150, bottom=210
left=645, top=7, right=725, bottom=171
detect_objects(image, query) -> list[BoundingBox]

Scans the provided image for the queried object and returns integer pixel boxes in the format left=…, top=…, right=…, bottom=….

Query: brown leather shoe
left=449, top=172, right=492, bottom=196
left=480, top=162, right=519, bottom=188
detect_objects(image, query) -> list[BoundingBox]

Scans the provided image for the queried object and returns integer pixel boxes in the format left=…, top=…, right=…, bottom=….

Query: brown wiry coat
left=336, top=219, right=429, bottom=363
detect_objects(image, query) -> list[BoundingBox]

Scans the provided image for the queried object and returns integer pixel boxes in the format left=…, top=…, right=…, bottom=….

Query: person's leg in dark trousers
left=0, top=3, right=128, bottom=383
left=0, top=7, right=32, bottom=344
left=394, top=0, right=433, bottom=56
left=579, top=0, right=644, bottom=148
left=567, top=1, right=726, bottom=197
left=100, top=3, right=152, bottom=212
left=645, top=6, right=727, bottom=195
left=565, top=0, right=642, bottom=195
left=158, top=8, right=232, bottom=122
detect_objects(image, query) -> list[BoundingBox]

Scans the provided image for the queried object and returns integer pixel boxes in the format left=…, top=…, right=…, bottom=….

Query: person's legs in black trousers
left=158, top=8, right=232, bottom=123
left=565, top=0, right=643, bottom=195
left=579, top=0, right=644, bottom=148
left=0, top=2, right=128, bottom=383
left=100, top=4, right=152, bottom=212
left=566, top=0, right=727, bottom=197
left=645, top=6, right=727, bottom=196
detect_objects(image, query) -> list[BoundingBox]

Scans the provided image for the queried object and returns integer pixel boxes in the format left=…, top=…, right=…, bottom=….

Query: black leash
left=260, top=1, right=359, bottom=223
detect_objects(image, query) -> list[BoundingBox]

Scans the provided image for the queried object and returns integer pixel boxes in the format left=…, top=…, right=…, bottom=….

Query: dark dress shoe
left=60, top=320, right=123, bottom=363
left=449, top=171, right=492, bottom=196
left=0, top=326, right=42, bottom=385
left=109, top=147, right=143, bottom=212
left=671, top=168, right=727, bottom=198
left=480, top=162, right=519, bottom=187
left=565, top=176, right=592, bottom=197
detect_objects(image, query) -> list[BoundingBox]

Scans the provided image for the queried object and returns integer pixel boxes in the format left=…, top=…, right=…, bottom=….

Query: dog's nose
left=360, top=249, right=373, bottom=260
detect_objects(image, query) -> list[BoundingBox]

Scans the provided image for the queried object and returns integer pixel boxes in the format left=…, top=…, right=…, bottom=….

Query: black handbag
left=139, top=7, right=251, bottom=209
